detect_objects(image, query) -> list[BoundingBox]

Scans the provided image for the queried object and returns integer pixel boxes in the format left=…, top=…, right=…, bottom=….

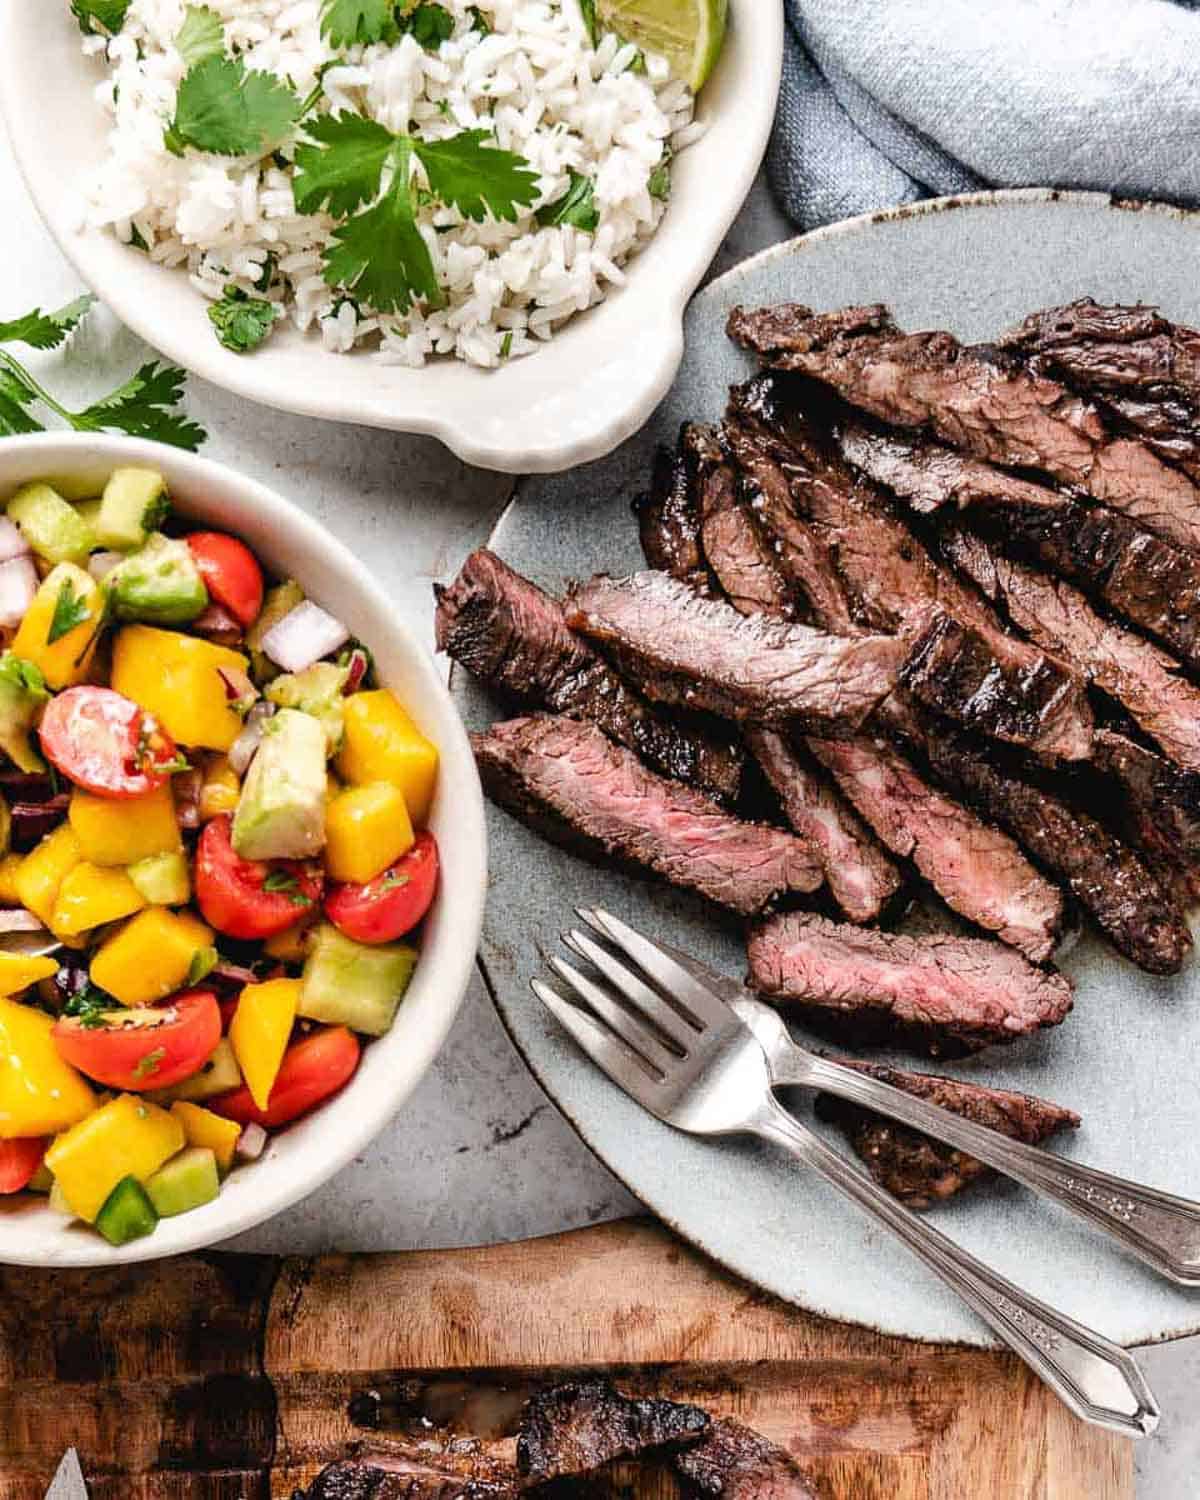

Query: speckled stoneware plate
left=458, top=189, right=1200, bottom=1348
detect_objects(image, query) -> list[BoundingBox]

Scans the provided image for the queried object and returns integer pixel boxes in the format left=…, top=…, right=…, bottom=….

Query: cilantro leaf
left=648, top=158, right=671, bottom=200
left=577, top=0, right=599, bottom=45
left=176, top=5, right=226, bottom=66
left=401, top=3, right=454, bottom=47
left=293, top=113, right=397, bottom=217
left=71, top=0, right=130, bottom=36
left=73, top=362, right=207, bottom=451
left=165, top=56, right=302, bottom=158
left=48, top=577, right=93, bottom=644
left=536, top=170, right=599, bottom=232
left=0, top=295, right=96, bottom=351
left=322, top=150, right=443, bottom=313
left=63, top=984, right=122, bottom=1028
left=263, top=870, right=314, bottom=907
left=413, top=130, right=539, bottom=223
left=132, top=1046, right=166, bottom=1080
left=468, top=6, right=491, bottom=33
left=208, top=285, right=279, bottom=353
left=0, top=370, right=44, bottom=436
left=320, top=0, right=396, bottom=47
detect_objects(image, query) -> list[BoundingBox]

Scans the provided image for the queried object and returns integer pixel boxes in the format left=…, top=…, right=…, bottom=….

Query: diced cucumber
left=148, top=1037, right=242, bottom=1104
left=127, top=850, right=191, bottom=906
left=49, top=1179, right=75, bottom=1216
left=26, top=1162, right=53, bottom=1194
left=74, top=498, right=103, bottom=538
left=97, top=467, right=169, bottom=550
left=300, top=922, right=417, bottom=1036
left=7, top=482, right=94, bottom=566
left=247, top=578, right=304, bottom=684
left=95, top=1174, right=158, bottom=1245
left=144, top=1147, right=219, bottom=1218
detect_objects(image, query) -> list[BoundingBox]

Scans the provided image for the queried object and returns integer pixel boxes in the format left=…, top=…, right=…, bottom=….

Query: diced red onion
left=217, top=665, right=258, bottom=704
left=212, top=959, right=258, bottom=985
left=11, top=795, right=69, bottom=850
left=0, top=520, right=30, bottom=564
left=236, top=1123, right=268, bottom=1160
left=0, top=908, right=46, bottom=932
left=195, top=604, right=244, bottom=646
left=228, top=701, right=274, bottom=777
left=261, top=601, right=350, bottom=673
left=0, top=556, right=38, bottom=628
left=88, top=551, right=124, bottom=582
left=172, top=768, right=202, bottom=830
left=343, top=647, right=369, bottom=694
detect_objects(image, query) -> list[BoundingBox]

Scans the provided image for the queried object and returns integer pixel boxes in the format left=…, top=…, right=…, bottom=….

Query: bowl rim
left=0, top=0, right=784, bottom=475
left=0, top=431, right=486, bottom=1266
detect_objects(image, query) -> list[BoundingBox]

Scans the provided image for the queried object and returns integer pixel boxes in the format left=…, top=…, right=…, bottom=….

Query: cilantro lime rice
left=78, top=0, right=702, bottom=368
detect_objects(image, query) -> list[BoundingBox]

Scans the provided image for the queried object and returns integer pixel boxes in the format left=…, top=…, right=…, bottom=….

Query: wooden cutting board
left=0, top=1219, right=1131, bottom=1500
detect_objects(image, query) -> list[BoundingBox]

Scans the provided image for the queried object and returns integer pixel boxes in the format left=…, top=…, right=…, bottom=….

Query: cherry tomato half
left=52, top=990, right=221, bottom=1092
left=39, top=686, right=180, bottom=799
left=325, top=831, right=439, bottom=945
left=0, top=1137, right=46, bottom=1193
left=187, top=532, right=264, bottom=629
left=209, top=1026, right=360, bottom=1128
left=194, top=815, right=324, bottom=940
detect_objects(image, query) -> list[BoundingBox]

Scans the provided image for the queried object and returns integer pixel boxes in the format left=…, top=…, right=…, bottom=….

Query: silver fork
left=531, top=906, right=1160, bottom=1439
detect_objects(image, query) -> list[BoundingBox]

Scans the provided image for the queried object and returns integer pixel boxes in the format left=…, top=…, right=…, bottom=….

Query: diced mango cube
left=198, top=754, right=240, bottom=822
left=0, top=997, right=94, bottom=1138
left=90, top=907, right=214, bottom=1008
left=324, top=782, right=414, bottom=885
left=11, top=563, right=104, bottom=689
left=229, top=978, right=299, bottom=1112
left=14, top=823, right=81, bottom=931
left=111, top=625, right=249, bottom=751
left=0, top=952, right=60, bottom=997
left=336, top=692, right=439, bottom=825
left=170, top=1100, right=242, bottom=1173
left=45, top=1094, right=184, bottom=1222
left=0, top=853, right=23, bottom=906
left=69, top=784, right=180, bottom=867
left=52, top=863, right=146, bottom=936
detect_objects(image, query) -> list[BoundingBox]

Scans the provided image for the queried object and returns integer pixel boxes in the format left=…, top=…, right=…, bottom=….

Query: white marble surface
left=0, top=114, right=1194, bottom=1493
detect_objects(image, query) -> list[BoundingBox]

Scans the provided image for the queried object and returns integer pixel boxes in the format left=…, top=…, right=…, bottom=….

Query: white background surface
left=0, top=114, right=1194, bottom=1494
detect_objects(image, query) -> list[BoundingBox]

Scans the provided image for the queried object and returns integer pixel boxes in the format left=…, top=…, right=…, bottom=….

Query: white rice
left=81, top=0, right=699, bottom=367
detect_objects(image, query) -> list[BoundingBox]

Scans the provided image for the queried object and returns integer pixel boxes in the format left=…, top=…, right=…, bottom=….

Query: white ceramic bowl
left=0, top=3, right=782, bottom=475
left=0, top=433, right=486, bottom=1266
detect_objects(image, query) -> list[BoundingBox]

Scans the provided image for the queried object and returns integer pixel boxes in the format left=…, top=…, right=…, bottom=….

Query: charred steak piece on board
left=472, top=715, right=823, bottom=915
left=296, top=1448, right=518, bottom=1500
left=434, top=549, right=742, bottom=806
left=517, top=1378, right=710, bottom=1484
left=747, top=912, right=1074, bottom=1057
left=673, top=1419, right=819, bottom=1500
left=633, top=423, right=720, bottom=595
left=833, top=414, right=1200, bottom=670
left=815, top=1061, right=1080, bottom=1210
left=727, top=302, right=1200, bottom=553
left=565, top=571, right=905, bottom=733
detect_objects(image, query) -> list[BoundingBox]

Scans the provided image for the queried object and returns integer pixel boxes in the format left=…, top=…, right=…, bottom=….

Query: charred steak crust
left=1093, top=729, right=1200, bottom=900
left=434, top=549, right=742, bottom=805
left=564, top=570, right=905, bottom=733
left=815, top=1061, right=1080, bottom=1211
left=472, top=714, right=823, bottom=915
left=517, top=1378, right=711, bottom=1483
left=296, top=1448, right=518, bottom=1500
left=673, top=1419, right=819, bottom=1500
left=633, top=424, right=720, bottom=595
left=747, top=911, right=1074, bottom=1058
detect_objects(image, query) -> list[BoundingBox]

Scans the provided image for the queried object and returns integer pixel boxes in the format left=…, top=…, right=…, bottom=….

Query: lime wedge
left=595, top=0, right=728, bottom=92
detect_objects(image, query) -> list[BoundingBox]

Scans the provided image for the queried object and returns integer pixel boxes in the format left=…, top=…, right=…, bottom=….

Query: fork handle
left=752, top=1100, right=1158, bottom=1438
left=790, top=1053, right=1200, bottom=1286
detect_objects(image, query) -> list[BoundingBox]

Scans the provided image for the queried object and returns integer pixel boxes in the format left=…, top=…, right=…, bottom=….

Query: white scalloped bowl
left=0, top=2, right=782, bottom=474
left=0, top=433, right=486, bottom=1266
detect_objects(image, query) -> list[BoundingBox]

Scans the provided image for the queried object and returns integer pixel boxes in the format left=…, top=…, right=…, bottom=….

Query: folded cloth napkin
left=771, top=0, right=1200, bottom=230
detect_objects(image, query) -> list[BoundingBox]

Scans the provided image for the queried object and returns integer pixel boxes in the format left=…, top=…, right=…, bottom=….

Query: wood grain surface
left=0, top=1220, right=1131, bottom=1499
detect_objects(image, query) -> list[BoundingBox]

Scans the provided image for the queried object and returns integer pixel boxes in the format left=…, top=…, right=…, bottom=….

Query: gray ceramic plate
left=458, top=189, right=1200, bottom=1348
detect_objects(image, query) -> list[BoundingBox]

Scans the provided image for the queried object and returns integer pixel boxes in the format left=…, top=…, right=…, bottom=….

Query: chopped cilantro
left=71, top=0, right=130, bottom=37
left=436, top=98, right=452, bottom=117
left=129, top=224, right=150, bottom=252
left=63, top=985, right=121, bottom=1029
left=319, top=0, right=396, bottom=47
left=47, top=577, right=93, bottom=644
left=253, top=253, right=278, bottom=291
left=577, top=0, right=599, bottom=45
left=648, top=158, right=671, bottom=200
left=176, top=5, right=225, bottom=66
left=468, top=5, right=491, bottom=33
left=165, top=56, right=303, bottom=158
left=132, top=1046, right=166, bottom=1080
left=499, top=330, right=513, bottom=359
left=536, top=170, right=599, bottom=232
left=401, top=3, right=454, bottom=47
left=208, top=285, right=279, bottom=353
left=263, top=870, right=313, bottom=907
left=379, top=869, right=411, bottom=890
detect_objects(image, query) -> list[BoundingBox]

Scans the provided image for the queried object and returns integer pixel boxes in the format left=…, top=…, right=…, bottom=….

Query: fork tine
left=530, top=978, right=668, bottom=1104
left=563, top=928, right=699, bottom=1050
left=548, top=954, right=678, bottom=1076
left=577, top=907, right=733, bottom=1030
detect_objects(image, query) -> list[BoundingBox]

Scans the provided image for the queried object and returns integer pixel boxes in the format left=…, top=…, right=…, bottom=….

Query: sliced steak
left=1093, top=729, right=1200, bottom=900
left=673, top=1419, right=818, bottom=1500
left=727, top=302, right=1200, bottom=553
left=633, top=424, right=720, bottom=594
left=565, top=571, right=905, bottom=733
left=815, top=1061, right=1080, bottom=1210
left=747, top=911, right=1074, bottom=1057
left=880, top=699, right=1191, bottom=973
left=807, top=733, right=1065, bottom=962
left=517, top=1378, right=710, bottom=1484
left=696, top=443, right=799, bottom=621
left=834, top=415, right=1200, bottom=669
left=434, top=549, right=742, bottom=805
left=298, top=1449, right=517, bottom=1500
left=944, top=531, right=1200, bottom=773
left=748, top=728, right=901, bottom=923
left=472, top=715, right=822, bottom=914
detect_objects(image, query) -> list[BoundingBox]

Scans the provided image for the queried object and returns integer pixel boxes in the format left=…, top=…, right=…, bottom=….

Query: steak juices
left=0, top=466, right=440, bottom=1244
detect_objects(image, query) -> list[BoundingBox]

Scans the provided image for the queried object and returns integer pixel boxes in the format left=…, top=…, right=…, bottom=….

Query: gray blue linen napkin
left=771, top=0, right=1200, bottom=230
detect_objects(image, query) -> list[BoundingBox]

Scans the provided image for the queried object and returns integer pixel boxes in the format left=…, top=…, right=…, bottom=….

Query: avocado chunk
left=265, top=661, right=349, bottom=754
left=0, top=652, right=49, bottom=773
left=109, top=533, right=209, bottom=625
left=95, top=1174, right=159, bottom=1245
left=232, top=707, right=327, bottom=861
left=7, top=482, right=94, bottom=566
left=149, top=1037, right=242, bottom=1105
left=300, top=922, right=417, bottom=1036
left=127, top=850, right=191, bottom=906
left=144, top=1147, right=219, bottom=1218
left=97, top=467, right=170, bottom=550
left=247, top=578, right=304, bottom=684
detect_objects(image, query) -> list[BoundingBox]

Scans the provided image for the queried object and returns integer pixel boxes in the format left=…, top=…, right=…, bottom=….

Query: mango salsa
left=46, top=1094, right=184, bottom=1222
left=336, top=691, right=439, bottom=825
left=52, top=863, right=147, bottom=936
left=0, top=997, right=94, bottom=1138
left=11, top=563, right=104, bottom=689
left=111, top=625, right=249, bottom=751
left=229, top=978, right=299, bottom=1111
left=90, top=907, right=214, bottom=1007
left=324, top=781, right=414, bottom=885
left=69, top=784, right=181, bottom=867
left=14, top=823, right=81, bottom=931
